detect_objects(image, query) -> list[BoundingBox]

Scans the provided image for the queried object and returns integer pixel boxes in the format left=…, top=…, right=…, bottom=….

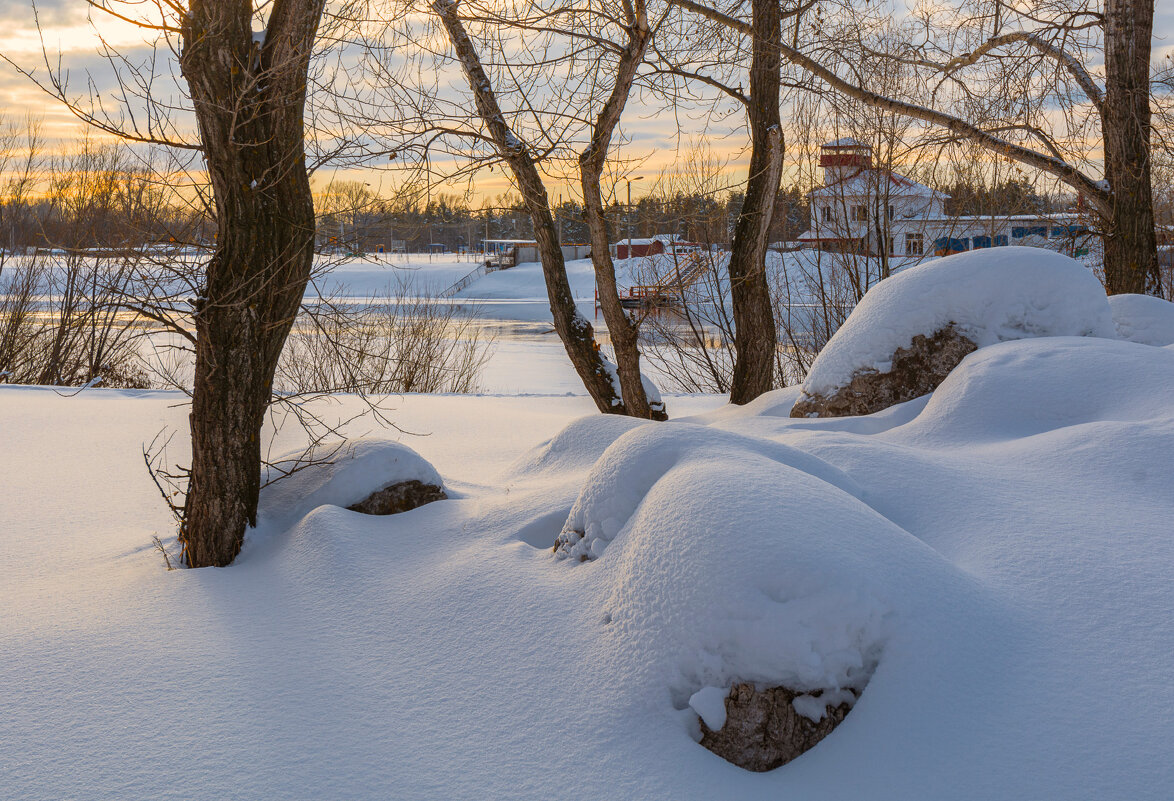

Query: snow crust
left=801, top=247, right=1115, bottom=396
left=792, top=688, right=856, bottom=722
left=1108, top=293, right=1174, bottom=346
left=3, top=333, right=1174, bottom=799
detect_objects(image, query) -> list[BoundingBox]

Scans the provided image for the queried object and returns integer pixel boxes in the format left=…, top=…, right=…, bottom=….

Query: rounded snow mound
left=596, top=458, right=940, bottom=705
left=557, top=422, right=979, bottom=726
left=1108, top=293, right=1174, bottom=346
left=801, top=247, right=1115, bottom=398
left=257, top=438, right=443, bottom=527
left=553, top=422, right=864, bottom=561
left=895, top=336, right=1174, bottom=443
left=508, top=413, right=648, bottom=481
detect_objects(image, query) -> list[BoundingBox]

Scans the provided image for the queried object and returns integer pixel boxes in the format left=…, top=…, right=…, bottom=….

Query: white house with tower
left=797, top=139, right=1093, bottom=259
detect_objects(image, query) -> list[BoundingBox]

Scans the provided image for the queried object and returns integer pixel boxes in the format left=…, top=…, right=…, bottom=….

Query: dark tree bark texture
left=726, top=0, right=783, bottom=405
left=178, top=0, right=325, bottom=566
left=1103, top=0, right=1161, bottom=296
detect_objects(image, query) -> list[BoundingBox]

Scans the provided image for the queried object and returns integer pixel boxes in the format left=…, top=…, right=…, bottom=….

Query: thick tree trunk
left=727, top=0, right=783, bottom=405
left=178, top=0, right=323, bottom=567
left=185, top=303, right=269, bottom=568
left=435, top=0, right=624, bottom=414
left=1103, top=0, right=1162, bottom=297
left=578, top=4, right=665, bottom=421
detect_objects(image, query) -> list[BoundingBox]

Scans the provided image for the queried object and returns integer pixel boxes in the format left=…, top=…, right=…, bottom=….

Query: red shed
left=615, top=238, right=665, bottom=259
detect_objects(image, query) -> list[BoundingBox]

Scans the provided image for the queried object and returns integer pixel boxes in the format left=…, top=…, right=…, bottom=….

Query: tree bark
left=179, top=0, right=324, bottom=566
left=434, top=0, right=625, bottom=415
left=578, top=2, right=666, bottom=420
left=1102, top=0, right=1162, bottom=296
left=727, top=0, right=783, bottom=405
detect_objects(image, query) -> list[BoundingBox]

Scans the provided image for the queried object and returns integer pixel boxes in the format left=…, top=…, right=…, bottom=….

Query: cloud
left=0, top=0, right=76, bottom=30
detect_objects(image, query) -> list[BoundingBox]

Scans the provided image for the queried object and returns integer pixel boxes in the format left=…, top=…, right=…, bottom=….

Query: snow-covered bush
left=793, top=247, right=1115, bottom=415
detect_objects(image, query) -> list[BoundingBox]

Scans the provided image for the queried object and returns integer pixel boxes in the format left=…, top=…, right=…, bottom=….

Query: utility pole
left=627, top=176, right=644, bottom=265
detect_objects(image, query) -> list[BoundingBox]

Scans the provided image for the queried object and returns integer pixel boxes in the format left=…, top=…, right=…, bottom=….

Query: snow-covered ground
left=320, top=251, right=632, bottom=304
left=318, top=249, right=907, bottom=307
left=4, top=341, right=1174, bottom=798
left=4, top=249, right=1174, bottom=799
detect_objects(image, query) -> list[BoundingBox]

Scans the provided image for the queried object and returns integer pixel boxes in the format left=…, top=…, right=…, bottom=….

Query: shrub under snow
left=800, top=247, right=1115, bottom=399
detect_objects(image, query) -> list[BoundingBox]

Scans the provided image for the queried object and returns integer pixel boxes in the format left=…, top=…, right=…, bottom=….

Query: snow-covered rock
left=791, top=324, right=977, bottom=418
left=553, top=422, right=864, bottom=560
left=795, top=247, right=1115, bottom=415
left=1108, top=293, right=1174, bottom=346
left=891, top=335, right=1174, bottom=444
left=508, top=413, right=648, bottom=482
left=698, top=682, right=854, bottom=772
left=257, top=438, right=443, bottom=531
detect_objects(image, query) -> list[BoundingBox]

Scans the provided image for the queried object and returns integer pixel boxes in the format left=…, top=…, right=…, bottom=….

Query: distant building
left=482, top=239, right=590, bottom=268
left=615, top=238, right=664, bottom=259
left=797, top=139, right=1093, bottom=259
left=614, top=234, right=698, bottom=259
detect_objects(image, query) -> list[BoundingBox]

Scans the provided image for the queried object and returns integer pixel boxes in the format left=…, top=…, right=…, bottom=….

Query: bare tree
left=813, top=0, right=1156, bottom=296
left=175, top=0, right=336, bottom=566
left=660, top=0, right=803, bottom=403
left=721, top=0, right=783, bottom=404
left=7, top=0, right=339, bottom=565
left=578, top=0, right=667, bottom=420
left=431, top=0, right=629, bottom=415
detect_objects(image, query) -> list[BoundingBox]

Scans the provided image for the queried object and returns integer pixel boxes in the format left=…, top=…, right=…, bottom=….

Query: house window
left=851, top=205, right=868, bottom=222
left=887, top=235, right=897, bottom=256
left=887, top=204, right=895, bottom=221
left=821, top=205, right=832, bottom=223
left=905, top=232, right=924, bottom=256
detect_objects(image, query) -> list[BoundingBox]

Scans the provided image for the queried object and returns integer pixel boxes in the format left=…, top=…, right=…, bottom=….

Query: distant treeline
left=0, top=135, right=1068, bottom=255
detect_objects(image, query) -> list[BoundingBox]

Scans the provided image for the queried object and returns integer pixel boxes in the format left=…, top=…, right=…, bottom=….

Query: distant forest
left=0, top=140, right=1073, bottom=256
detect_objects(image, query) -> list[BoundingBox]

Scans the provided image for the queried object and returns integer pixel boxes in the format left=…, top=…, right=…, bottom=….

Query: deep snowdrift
left=3, top=320, right=1174, bottom=798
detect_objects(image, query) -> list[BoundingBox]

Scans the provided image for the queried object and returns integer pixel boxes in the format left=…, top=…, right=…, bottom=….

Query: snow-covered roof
left=822, top=137, right=869, bottom=149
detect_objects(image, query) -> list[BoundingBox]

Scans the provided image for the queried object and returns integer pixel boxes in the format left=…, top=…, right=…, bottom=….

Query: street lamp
left=627, top=176, right=644, bottom=264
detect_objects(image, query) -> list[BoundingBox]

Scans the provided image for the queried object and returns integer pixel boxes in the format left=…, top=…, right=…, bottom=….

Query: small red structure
left=618, top=251, right=711, bottom=310
left=615, top=238, right=665, bottom=259
left=818, top=138, right=873, bottom=169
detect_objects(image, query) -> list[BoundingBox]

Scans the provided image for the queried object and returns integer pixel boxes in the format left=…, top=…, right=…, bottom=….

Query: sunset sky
left=1, top=1, right=1172, bottom=203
